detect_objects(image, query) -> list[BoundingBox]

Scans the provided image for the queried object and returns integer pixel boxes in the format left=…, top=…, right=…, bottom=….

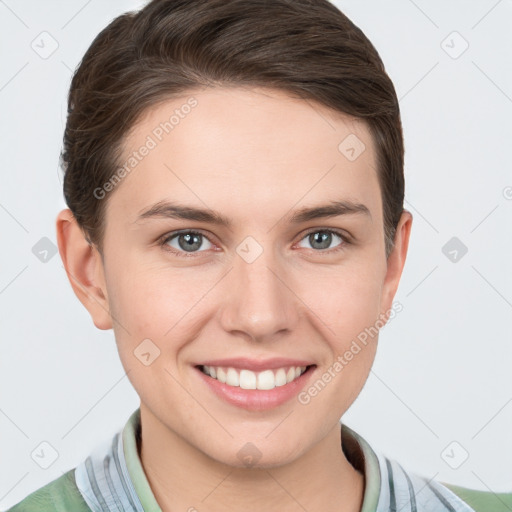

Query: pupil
left=311, top=231, right=331, bottom=250
left=179, top=233, right=201, bottom=252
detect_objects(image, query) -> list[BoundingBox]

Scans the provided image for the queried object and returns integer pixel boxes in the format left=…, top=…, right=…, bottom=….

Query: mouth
left=196, top=364, right=314, bottom=390
left=192, top=355, right=318, bottom=411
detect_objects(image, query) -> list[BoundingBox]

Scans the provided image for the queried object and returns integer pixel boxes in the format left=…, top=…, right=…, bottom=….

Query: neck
left=138, top=405, right=365, bottom=512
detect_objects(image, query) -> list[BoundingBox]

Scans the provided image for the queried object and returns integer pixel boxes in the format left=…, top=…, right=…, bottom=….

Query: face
left=61, top=86, right=411, bottom=468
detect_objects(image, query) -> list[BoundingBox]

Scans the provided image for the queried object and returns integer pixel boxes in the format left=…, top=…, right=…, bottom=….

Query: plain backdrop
left=1, top=0, right=511, bottom=509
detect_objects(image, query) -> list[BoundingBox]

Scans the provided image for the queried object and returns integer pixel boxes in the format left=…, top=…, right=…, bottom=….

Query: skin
left=57, top=86, right=412, bottom=512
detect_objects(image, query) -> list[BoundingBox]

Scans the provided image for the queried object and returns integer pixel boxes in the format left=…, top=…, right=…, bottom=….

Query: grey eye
left=297, top=231, right=343, bottom=251
left=166, top=232, right=213, bottom=253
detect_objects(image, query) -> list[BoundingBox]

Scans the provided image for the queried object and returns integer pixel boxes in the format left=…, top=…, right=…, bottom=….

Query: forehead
left=108, top=86, right=381, bottom=226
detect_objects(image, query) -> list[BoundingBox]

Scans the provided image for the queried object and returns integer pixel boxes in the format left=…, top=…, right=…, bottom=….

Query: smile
left=199, top=365, right=309, bottom=390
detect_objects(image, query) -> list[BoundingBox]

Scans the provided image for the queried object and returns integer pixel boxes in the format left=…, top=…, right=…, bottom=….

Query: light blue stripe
left=104, top=454, right=125, bottom=512
left=75, top=457, right=104, bottom=512
left=75, top=429, right=144, bottom=511
left=114, top=431, right=145, bottom=511
left=74, top=410, right=478, bottom=512
left=373, top=449, right=476, bottom=512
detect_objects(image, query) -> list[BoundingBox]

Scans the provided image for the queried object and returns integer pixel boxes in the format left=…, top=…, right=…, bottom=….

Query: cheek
left=298, top=259, right=384, bottom=345
left=104, top=263, right=190, bottom=397
left=105, top=257, right=220, bottom=358
left=106, top=258, right=184, bottom=328
left=305, top=266, right=382, bottom=406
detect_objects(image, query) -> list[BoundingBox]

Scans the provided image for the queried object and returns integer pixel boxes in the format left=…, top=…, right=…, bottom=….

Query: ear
left=56, top=209, right=112, bottom=330
left=380, top=210, right=413, bottom=318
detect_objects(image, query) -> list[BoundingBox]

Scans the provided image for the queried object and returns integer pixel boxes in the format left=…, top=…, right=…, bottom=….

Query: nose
left=218, top=243, right=300, bottom=343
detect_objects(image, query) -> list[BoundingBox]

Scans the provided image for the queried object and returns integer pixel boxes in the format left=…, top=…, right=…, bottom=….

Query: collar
left=121, top=408, right=381, bottom=511
left=75, top=407, right=475, bottom=512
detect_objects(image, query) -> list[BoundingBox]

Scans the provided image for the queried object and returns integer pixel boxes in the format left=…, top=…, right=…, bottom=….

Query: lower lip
left=195, top=366, right=316, bottom=411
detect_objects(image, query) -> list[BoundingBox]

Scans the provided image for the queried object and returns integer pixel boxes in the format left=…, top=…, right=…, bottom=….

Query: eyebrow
left=136, top=199, right=371, bottom=228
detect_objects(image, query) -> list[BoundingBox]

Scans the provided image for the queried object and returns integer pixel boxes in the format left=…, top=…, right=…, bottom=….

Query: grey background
left=1, top=0, right=511, bottom=508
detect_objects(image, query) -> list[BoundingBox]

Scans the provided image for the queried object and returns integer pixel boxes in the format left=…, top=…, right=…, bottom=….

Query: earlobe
left=56, top=209, right=112, bottom=330
left=380, top=210, right=413, bottom=318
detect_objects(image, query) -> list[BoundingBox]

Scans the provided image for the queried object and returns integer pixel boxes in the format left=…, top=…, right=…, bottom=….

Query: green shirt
left=5, top=408, right=512, bottom=511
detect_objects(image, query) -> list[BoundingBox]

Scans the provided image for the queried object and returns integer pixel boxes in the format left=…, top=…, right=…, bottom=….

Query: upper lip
left=196, top=357, right=315, bottom=372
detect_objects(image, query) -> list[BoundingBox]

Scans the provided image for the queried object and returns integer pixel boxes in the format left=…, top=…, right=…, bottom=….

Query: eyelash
left=158, top=228, right=351, bottom=258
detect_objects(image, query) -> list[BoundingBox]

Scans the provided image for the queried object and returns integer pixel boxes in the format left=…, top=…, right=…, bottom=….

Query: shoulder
left=4, top=468, right=91, bottom=512
left=375, top=452, right=511, bottom=512
left=442, top=481, right=512, bottom=512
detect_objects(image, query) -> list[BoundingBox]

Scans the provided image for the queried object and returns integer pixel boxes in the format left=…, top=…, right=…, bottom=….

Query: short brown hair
left=61, top=0, right=404, bottom=258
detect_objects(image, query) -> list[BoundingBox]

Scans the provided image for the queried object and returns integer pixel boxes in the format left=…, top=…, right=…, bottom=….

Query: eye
left=159, top=228, right=350, bottom=258
left=296, top=229, right=348, bottom=253
left=161, top=230, right=214, bottom=256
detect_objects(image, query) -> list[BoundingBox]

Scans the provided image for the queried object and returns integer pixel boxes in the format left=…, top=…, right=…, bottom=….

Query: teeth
left=240, top=369, right=256, bottom=389
left=201, top=365, right=308, bottom=390
left=226, top=368, right=239, bottom=387
left=216, top=367, right=226, bottom=383
left=275, top=368, right=287, bottom=387
left=257, top=370, right=274, bottom=390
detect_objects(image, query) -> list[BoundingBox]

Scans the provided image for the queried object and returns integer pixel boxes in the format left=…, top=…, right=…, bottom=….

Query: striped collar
left=75, top=408, right=160, bottom=511
left=74, top=408, right=475, bottom=512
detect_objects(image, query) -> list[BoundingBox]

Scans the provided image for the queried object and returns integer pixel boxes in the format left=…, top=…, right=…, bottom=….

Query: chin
left=204, top=438, right=303, bottom=470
